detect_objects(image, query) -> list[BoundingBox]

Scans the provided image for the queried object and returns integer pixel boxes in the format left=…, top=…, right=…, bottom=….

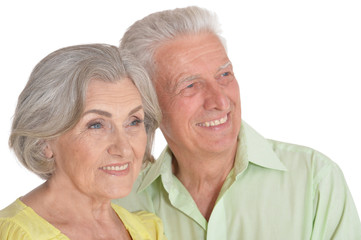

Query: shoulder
left=130, top=211, right=166, bottom=240
left=0, top=200, right=32, bottom=239
left=0, top=219, right=31, bottom=240
left=0, top=199, right=30, bottom=223
left=112, top=204, right=166, bottom=240
left=268, top=139, right=336, bottom=168
left=1, top=199, right=65, bottom=240
left=132, top=210, right=164, bottom=229
left=267, top=139, right=345, bottom=184
left=268, top=139, right=330, bottom=159
left=112, top=203, right=163, bottom=228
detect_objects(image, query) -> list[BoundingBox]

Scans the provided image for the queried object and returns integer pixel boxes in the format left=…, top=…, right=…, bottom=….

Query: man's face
left=154, top=33, right=242, bottom=157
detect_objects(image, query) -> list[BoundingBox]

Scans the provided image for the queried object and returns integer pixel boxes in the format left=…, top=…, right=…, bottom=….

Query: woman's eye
left=129, top=118, right=143, bottom=126
left=89, top=122, right=103, bottom=129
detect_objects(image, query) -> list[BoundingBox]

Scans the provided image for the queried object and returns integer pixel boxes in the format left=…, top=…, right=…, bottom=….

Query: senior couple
left=1, top=6, right=360, bottom=240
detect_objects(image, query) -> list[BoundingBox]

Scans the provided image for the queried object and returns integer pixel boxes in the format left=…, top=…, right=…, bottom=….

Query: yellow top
left=0, top=199, right=166, bottom=240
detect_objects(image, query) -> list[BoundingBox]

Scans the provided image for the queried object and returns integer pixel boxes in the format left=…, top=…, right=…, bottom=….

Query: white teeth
left=198, top=115, right=227, bottom=127
left=220, top=117, right=226, bottom=124
left=101, top=163, right=129, bottom=171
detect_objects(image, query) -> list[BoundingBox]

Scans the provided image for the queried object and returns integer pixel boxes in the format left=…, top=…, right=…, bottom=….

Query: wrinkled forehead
left=153, top=33, right=229, bottom=87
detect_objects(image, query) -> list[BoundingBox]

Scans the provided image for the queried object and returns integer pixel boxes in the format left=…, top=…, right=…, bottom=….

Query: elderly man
left=114, top=6, right=361, bottom=240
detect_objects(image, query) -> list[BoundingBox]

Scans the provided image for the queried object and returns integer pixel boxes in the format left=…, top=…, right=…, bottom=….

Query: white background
left=0, top=0, right=360, bottom=215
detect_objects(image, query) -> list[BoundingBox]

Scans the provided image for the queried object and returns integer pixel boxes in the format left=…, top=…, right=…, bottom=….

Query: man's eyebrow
left=172, top=62, right=232, bottom=92
left=218, top=61, right=232, bottom=71
left=174, top=75, right=199, bottom=87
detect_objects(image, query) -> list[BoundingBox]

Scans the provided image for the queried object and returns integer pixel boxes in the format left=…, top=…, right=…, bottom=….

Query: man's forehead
left=153, top=33, right=231, bottom=88
left=172, top=59, right=232, bottom=76
left=155, top=33, right=226, bottom=60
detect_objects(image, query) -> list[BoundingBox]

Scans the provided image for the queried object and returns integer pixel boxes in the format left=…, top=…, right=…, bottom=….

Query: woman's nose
left=107, top=130, right=132, bottom=158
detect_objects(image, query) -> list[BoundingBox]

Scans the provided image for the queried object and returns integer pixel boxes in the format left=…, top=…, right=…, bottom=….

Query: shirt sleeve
left=0, top=219, right=32, bottom=240
left=311, top=162, right=361, bottom=239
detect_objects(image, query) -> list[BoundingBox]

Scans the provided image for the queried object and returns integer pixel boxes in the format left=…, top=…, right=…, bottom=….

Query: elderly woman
left=0, top=44, right=165, bottom=239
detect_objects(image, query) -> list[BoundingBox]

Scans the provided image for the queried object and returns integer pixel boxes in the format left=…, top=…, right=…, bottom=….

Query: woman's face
left=47, top=78, right=147, bottom=200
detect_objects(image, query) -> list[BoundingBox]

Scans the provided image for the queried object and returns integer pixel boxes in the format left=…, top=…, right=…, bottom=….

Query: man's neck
left=171, top=142, right=238, bottom=221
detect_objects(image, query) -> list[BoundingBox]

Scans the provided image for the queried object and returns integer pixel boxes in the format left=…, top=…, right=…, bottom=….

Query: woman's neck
left=21, top=179, right=130, bottom=240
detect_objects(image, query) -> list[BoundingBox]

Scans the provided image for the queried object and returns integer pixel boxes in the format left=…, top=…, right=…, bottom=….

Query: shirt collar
left=137, top=120, right=287, bottom=192
left=137, top=146, right=173, bottom=192
left=236, top=121, right=287, bottom=174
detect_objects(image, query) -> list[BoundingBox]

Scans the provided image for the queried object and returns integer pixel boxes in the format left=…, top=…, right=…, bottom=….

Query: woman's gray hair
left=9, top=44, right=161, bottom=180
left=120, top=6, right=225, bottom=80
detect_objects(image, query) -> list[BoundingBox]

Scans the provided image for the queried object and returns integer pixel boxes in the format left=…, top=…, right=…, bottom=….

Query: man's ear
left=43, top=142, right=54, bottom=159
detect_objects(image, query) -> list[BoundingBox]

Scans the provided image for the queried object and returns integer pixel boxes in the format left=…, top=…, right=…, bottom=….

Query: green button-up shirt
left=114, top=121, right=361, bottom=240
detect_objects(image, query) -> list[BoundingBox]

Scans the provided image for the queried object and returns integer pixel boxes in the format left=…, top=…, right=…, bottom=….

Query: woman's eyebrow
left=82, top=105, right=143, bottom=118
left=128, top=105, right=143, bottom=116
left=83, top=109, right=112, bottom=118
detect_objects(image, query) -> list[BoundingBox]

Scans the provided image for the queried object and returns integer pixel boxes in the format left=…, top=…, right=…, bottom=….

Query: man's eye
left=178, top=81, right=203, bottom=97
left=186, top=83, right=194, bottom=88
left=218, top=71, right=234, bottom=85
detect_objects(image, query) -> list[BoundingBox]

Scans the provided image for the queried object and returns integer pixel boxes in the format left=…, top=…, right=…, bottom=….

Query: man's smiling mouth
left=197, top=114, right=228, bottom=127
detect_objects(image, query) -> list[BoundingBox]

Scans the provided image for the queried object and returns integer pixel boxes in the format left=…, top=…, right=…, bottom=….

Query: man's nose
left=107, top=129, right=132, bottom=158
left=203, top=83, right=230, bottom=111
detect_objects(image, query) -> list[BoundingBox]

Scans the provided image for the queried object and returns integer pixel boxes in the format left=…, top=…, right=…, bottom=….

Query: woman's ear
left=43, top=142, right=54, bottom=159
